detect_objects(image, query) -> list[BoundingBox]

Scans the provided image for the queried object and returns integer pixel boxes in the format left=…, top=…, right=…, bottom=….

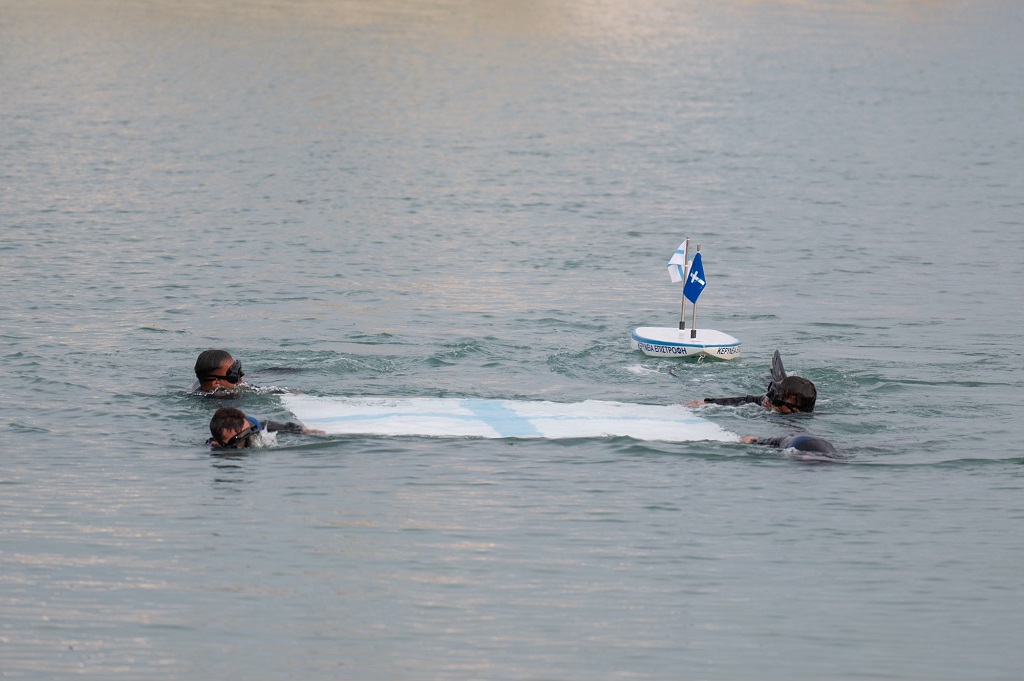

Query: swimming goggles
left=204, top=359, right=244, bottom=385
left=215, top=424, right=256, bottom=449
left=768, top=394, right=803, bottom=412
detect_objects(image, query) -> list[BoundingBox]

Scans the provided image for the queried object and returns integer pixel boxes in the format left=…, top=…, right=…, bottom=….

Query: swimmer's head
left=208, top=406, right=256, bottom=449
left=766, top=376, right=817, bottom=413
left=195, top=349, right=244, bottom=390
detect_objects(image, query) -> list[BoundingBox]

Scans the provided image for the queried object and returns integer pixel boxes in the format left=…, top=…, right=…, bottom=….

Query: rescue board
left=281, top=394, right=739, bottom=443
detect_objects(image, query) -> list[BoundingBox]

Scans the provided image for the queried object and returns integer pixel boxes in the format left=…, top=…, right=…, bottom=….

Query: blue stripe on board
left=461, top=399, right=543, bottom=438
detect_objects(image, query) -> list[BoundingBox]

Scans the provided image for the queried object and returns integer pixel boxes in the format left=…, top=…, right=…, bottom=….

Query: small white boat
left=631, top=327, right=742, bottom=360
left=630, top=238, right=742, bottom=361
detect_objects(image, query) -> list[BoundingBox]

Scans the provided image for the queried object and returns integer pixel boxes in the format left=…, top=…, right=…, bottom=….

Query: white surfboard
left=281, top=394, right=739, bottom=443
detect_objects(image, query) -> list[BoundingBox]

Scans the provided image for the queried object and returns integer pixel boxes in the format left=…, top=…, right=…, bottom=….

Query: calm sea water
left=2, top=1, right=1023, bottom=679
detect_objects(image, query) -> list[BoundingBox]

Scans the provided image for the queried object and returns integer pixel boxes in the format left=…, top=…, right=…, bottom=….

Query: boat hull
left=630, top=327, right=742, bottom=360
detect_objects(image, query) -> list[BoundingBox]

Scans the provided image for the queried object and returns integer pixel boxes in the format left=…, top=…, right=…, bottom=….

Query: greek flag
left=683, top=252, right=706, bottom=303
left=667, top=241, right=688, bottom=283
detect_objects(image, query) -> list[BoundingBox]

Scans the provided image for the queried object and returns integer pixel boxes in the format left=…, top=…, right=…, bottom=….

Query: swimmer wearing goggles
left=684, top=350, right=817, bottom=413
left=207, top=406, right=316, bottom=450
left=194, top=349, right=246, bottom=393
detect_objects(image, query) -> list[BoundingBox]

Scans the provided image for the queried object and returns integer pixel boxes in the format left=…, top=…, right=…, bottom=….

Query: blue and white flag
left=667, top=241, right=688, bottom=283
left=683, top=252, right=706, bottom=303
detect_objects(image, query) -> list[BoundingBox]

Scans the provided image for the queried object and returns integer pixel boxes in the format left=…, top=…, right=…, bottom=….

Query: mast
left=690, top=243, right=700, bottom=338
left=678, top=238, right=689, bottom=330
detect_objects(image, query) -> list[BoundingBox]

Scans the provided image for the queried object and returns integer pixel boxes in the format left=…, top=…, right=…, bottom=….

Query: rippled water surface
left=2, top=1, right=1023, bottom=679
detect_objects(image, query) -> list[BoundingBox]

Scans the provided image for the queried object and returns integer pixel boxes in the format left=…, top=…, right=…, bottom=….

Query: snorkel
left=765, top=349, right=787, bottom=406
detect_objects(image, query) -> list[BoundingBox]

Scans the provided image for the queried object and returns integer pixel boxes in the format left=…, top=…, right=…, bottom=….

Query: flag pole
left=678, top=238, right=689, bottom=330
left=690, top=244, right=700, bottom=339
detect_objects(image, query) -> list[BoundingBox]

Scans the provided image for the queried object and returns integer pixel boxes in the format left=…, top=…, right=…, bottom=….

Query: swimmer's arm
left=265, top=420, right=325, bottom=436
left=740, top=435, right=783, bottom=447
left=685, top=395, right=763, bottom=407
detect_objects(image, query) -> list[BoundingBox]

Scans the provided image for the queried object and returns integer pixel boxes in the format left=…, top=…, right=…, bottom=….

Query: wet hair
left=195, top=349, right=233, bottom=380
left=209, top=407, right=248, bottom=443
left=779, top=376, right=817, bottom=412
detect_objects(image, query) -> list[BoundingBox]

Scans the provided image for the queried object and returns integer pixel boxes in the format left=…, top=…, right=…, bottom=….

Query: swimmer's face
left=765, top=395, right=803, bottom=414
left=214, top=424, right=255, bottom=449
left=206, top=357, right=244, bottom=389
